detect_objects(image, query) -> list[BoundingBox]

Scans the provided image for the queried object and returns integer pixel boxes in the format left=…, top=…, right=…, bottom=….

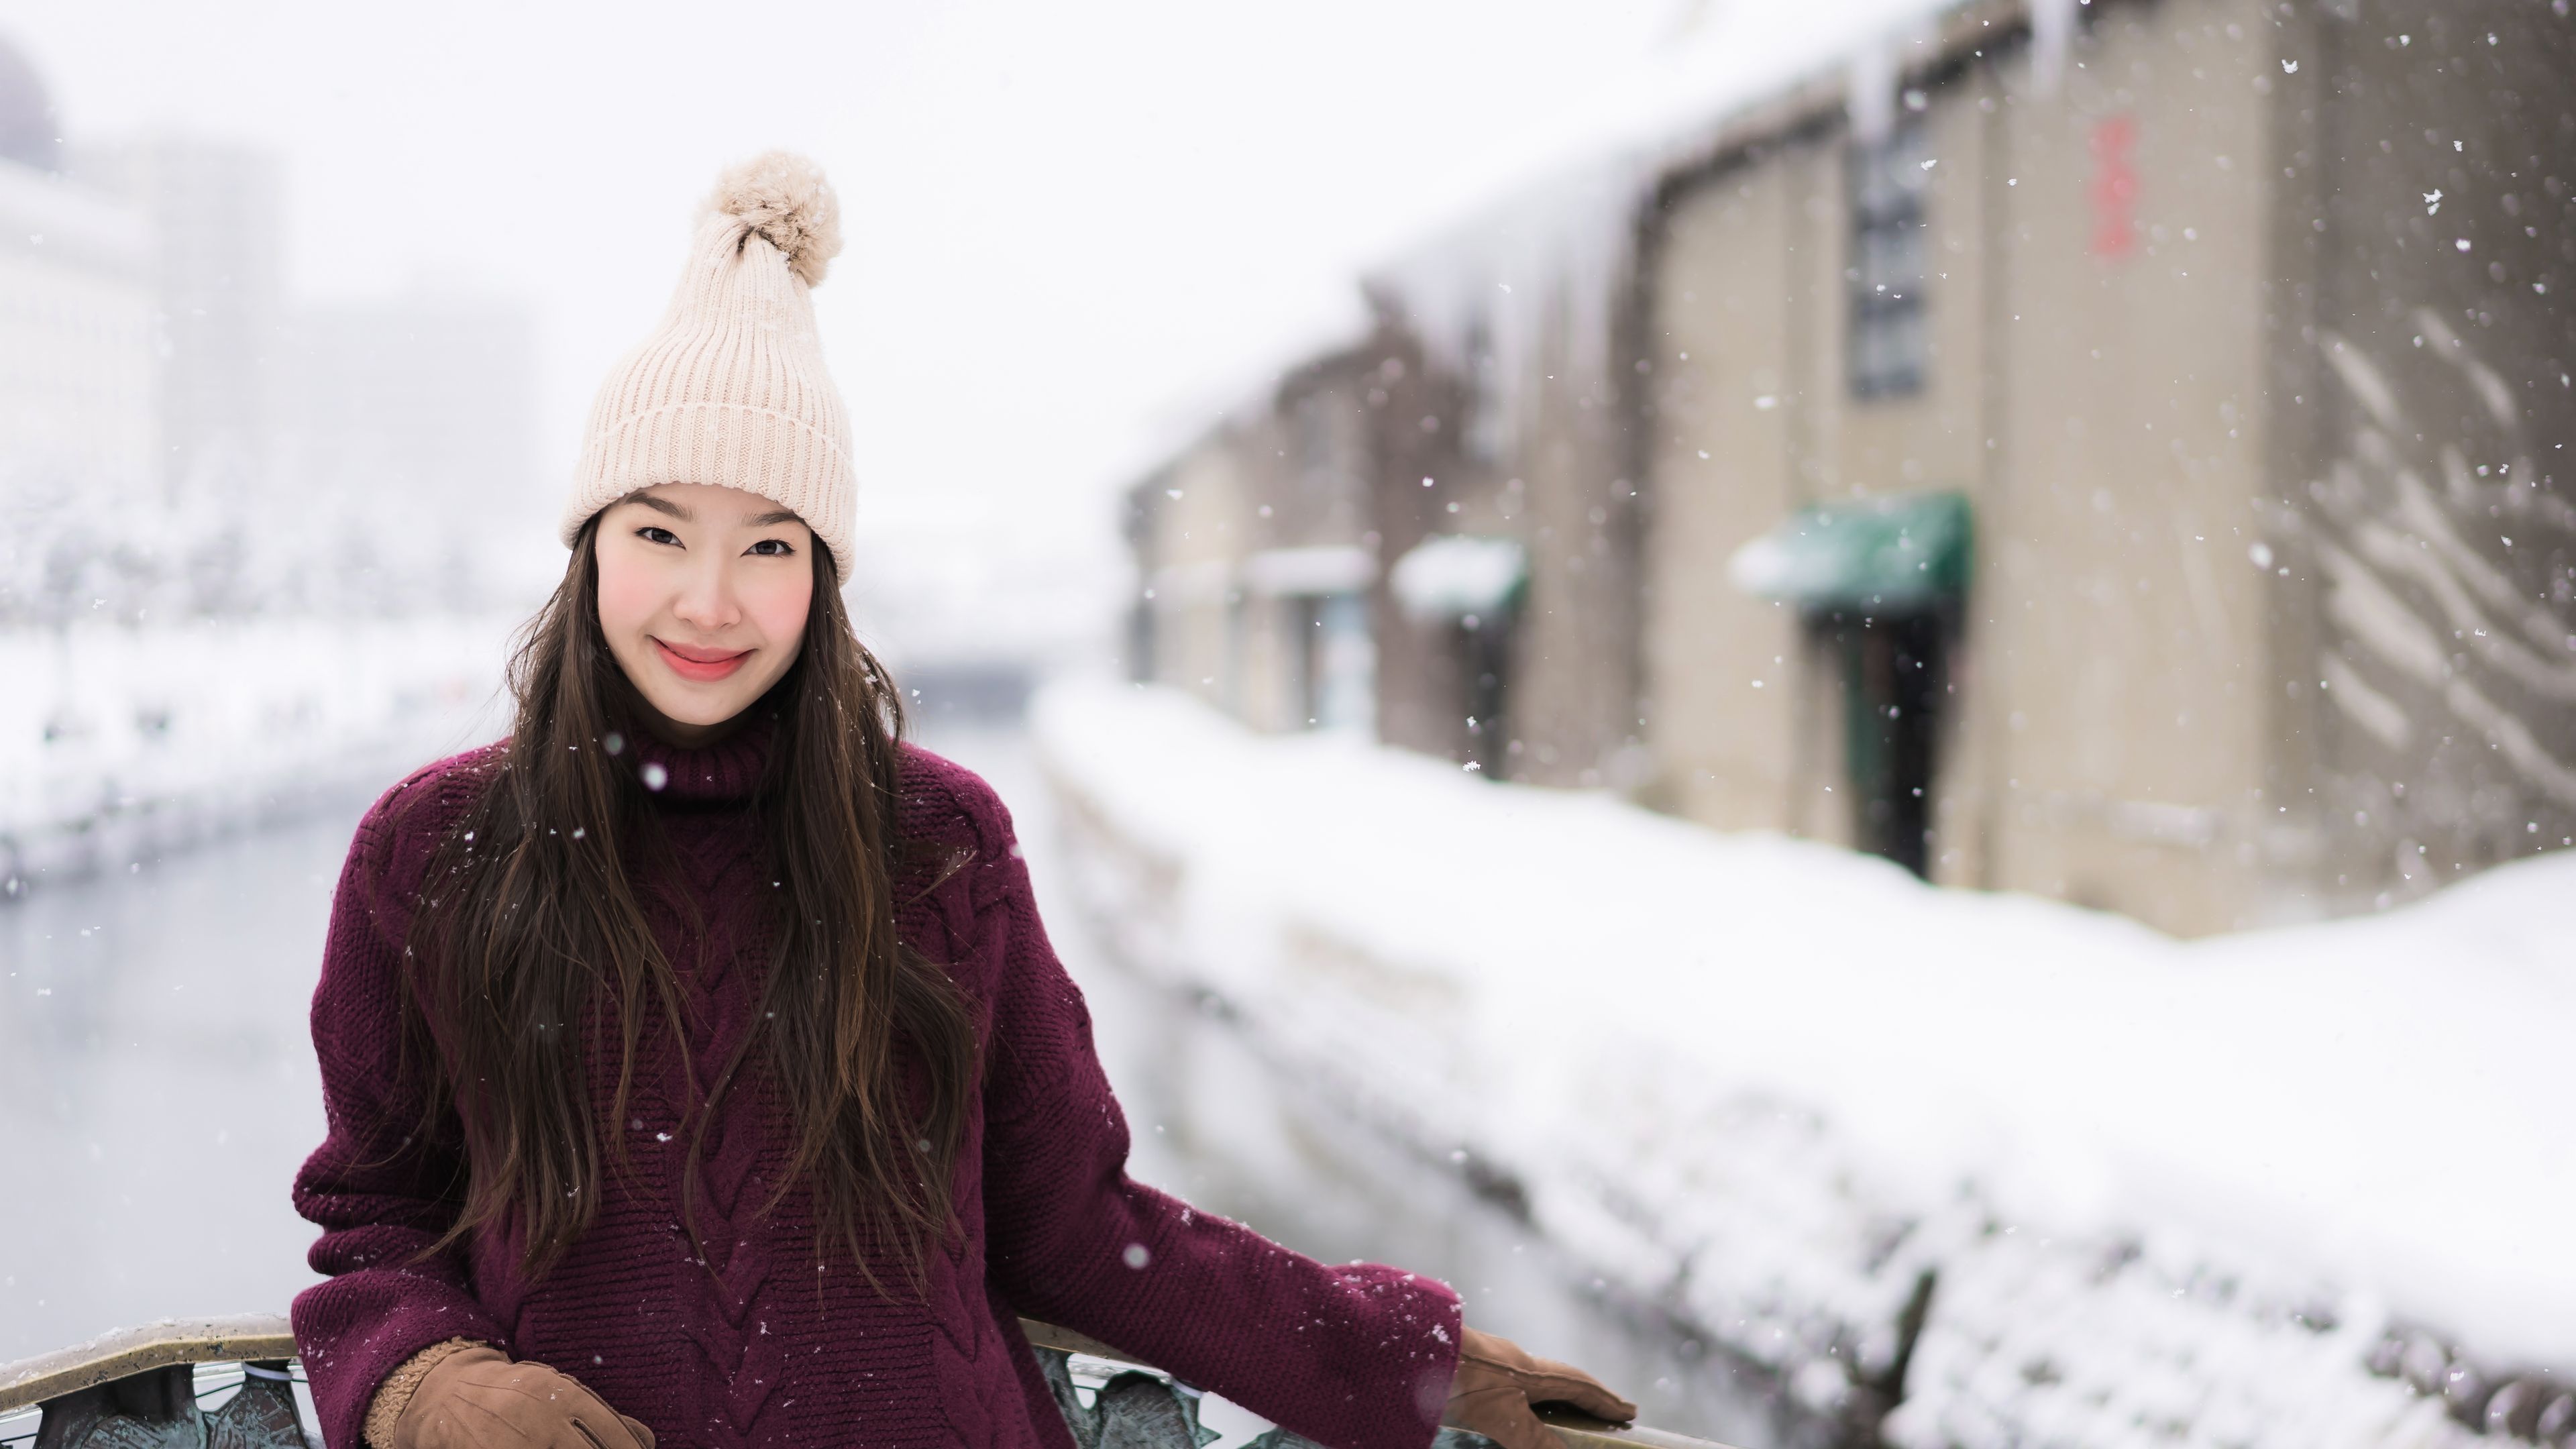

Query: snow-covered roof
left=1116, top=303, right=1377, bottom=495
left=1241, top=545, right=1374, bottom=598
left=1367, top=0, right=2060, bottom=445
left=1389, top=535, right=1527, bottom=621
left=1119, top=0, right=2074, bottom=492
left=1145, top=559, right=1233, bottom=605
left=1729, top=490, right=1973, bottom=610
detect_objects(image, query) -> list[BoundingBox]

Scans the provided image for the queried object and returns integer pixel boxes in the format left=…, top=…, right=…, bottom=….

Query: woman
left=290, top=153, right=1632, bottom=1449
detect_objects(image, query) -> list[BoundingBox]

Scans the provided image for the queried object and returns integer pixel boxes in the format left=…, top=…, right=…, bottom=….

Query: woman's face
left=594, top=483, right=817, bottom=745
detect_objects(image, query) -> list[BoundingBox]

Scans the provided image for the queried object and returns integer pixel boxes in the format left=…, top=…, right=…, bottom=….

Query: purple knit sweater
left=290, top=721, right=1462, bottom=1449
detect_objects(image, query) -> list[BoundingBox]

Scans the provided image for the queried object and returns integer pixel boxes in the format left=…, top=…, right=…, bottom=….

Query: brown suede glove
left=1441, top=1326, right=1639, bottom=1449
left=390, top=1345, right=655, bottom=1449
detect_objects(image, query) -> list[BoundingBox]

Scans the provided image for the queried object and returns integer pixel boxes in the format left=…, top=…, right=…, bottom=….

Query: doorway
left=1821, top=609, right=1948, bottom=878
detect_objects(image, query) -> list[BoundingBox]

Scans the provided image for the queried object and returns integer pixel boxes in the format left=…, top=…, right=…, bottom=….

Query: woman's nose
left=669, top=558, right=740, bottom=630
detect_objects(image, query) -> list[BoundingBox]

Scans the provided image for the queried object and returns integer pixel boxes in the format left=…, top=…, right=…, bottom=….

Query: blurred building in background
left=0, top=34, right=532, bottom=880
left=1128, top=345, right=1381, bottom=737
left=0, top=38, right=157, bottom=627
left=0, top=37, right=545, bottom=625
left=74, top=136, right=284, bottom=506
left=1122, top=0, right=2574, bottom=935
left=68, top=134, right=293, bottom=619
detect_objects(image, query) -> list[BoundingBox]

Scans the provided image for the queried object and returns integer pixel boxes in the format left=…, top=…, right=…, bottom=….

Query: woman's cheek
left=594, top=551, right=660, bottom=639
left=749, top=570, right=814, bottom=655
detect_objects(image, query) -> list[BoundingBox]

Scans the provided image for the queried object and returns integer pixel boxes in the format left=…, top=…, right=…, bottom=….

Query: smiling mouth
left=653, top=637, right=751, bottom=682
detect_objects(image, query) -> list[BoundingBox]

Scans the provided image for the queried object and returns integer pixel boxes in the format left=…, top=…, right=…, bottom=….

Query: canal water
left=0, top=801, right=352, bottom=1364
left=0, top=724, right=1780, bottom=1448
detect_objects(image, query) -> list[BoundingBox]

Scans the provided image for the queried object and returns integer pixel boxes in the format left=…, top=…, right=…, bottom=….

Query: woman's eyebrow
left=631, top=494, right=692, bottom=521
left=743, top=509, right=802, bottom=527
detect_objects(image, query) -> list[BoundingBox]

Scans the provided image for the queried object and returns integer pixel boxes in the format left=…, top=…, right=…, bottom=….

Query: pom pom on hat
left=706, top=150, right=843, bottom=287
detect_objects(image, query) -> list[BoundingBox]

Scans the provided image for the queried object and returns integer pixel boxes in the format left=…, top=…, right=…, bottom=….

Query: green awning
left=1727, top=490, right=1972, bottom=611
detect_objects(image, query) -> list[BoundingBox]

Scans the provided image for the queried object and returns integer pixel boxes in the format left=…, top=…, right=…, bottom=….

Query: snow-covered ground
left=1, top=615, right=514, bottom=887
left=1031, top=679, right=2575, bottom=1448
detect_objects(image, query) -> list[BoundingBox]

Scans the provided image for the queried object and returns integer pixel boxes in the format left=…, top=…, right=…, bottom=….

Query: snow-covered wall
left=0, top=614, right=513, bottom=888
left=1032, top=678, right=2574, bottom=1448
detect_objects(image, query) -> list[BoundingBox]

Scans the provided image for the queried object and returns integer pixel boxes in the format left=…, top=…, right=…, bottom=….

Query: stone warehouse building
left=1122, top=0, right=2575, bottom=937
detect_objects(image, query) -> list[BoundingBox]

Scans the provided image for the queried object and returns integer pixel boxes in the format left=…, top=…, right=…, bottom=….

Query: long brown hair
left=400, top=520, right=979, bottom=1287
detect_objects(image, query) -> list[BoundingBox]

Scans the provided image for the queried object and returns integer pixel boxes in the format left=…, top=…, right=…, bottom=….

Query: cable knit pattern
left=291, top=728, right=1463, bottom=1449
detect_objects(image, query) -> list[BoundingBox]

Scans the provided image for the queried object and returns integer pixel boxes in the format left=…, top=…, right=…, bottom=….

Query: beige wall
left=1148, top=439, right=1254, bottom=714
left=1509, top=301, right=1648, bottom=789
left=1639, top=150, right=1809, bottom=836
left=1642, top=0, right=2283, bottom=933
left=1982, top=0, right=2274, bottom=932
left=1235, top=592, right=1293, bottom=733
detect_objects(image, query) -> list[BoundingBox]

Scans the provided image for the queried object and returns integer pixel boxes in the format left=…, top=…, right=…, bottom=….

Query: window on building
left=1848, top=124, right=1931, bottom=400
left=1291, top=390, right=1365, bottom=533
left=1460, top=316, right=1507, bottom=465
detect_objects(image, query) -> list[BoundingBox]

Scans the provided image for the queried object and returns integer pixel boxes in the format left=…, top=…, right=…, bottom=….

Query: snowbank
left=1031, top=679, right=2573, bottom=1446
left=0, top=614, right=513, bottom=885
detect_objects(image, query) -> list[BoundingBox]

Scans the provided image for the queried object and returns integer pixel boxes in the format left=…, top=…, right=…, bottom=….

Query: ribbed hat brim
left=564, top=398, right=855, bottom=565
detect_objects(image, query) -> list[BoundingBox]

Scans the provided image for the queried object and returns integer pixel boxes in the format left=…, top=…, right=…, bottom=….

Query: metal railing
left=0, top=1316, right=307, bottom=1448
left=0, top=1314, right=1732, bottom=1449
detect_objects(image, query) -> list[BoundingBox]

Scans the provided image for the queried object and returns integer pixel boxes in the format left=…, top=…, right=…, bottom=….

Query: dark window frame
left=1847, top=123, right=1932, bottom=401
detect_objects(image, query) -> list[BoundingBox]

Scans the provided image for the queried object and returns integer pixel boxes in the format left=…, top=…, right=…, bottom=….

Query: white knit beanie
left=562, top=152, right=857, bottom=569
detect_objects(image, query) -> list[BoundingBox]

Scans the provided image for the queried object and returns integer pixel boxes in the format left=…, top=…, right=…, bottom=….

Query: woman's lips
left=653, top=637, right=751, bottom=682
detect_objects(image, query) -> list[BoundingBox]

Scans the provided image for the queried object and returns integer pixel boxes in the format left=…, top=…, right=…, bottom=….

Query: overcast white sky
left=0, top=0, right=1917, bottom=647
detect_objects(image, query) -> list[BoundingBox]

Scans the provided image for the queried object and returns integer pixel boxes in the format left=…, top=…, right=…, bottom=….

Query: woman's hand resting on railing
left=1442, top=1326, right=1639, bottom=1449
left=388, top=1345, right=654, bottom=1449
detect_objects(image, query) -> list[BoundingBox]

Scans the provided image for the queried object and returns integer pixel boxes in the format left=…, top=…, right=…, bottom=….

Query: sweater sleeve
left=964, top=792, right=1464, bottom=1449
left=290, top=773, right=509, bottom=1449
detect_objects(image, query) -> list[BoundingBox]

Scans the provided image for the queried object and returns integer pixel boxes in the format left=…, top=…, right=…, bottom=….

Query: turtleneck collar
left=622, top=705, right=780, bottom=806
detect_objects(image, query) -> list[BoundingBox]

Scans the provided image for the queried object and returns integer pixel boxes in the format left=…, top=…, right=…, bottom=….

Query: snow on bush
left=1031, top=678, right=2573, bottom=1446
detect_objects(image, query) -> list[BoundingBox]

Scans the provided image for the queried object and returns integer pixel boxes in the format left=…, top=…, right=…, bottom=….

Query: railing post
left=31, top=1363, right=201, bottom=1449
left=205, top=1362, right=307, bottom=1448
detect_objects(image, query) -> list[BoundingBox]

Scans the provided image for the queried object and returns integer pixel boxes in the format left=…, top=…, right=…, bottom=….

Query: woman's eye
left=637, top=526, right=682, bottom=547
left=747, top=539, right=795, bottom=557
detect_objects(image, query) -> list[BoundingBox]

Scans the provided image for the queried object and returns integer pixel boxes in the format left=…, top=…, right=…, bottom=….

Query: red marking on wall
left=2090, top=115, right=2139, bottom=259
